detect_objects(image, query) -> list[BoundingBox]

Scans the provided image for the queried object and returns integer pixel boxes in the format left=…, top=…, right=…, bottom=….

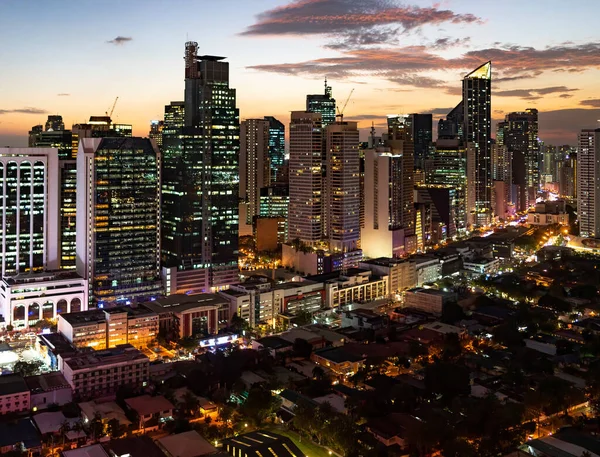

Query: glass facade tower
left=264, top=116, right=285, bottom=182
left=161, top=42, right=239, bottom=291
left=306, top=79, right=336, bottom=128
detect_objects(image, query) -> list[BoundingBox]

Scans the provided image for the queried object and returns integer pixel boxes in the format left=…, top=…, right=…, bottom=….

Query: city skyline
left=1, top=0, right=600, bottom=147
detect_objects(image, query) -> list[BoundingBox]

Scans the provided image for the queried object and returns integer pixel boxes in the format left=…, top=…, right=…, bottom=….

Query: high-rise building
left=45, top=115, right=65, bottom=132
left=77, top=138, right=162, bottom=307
left=149, top=120, right=164, bottom=150
left=29, top=119, right=78, bottom=270
left=73, top=116, right=132, bottom=139
left=306, top=79, right=336, bottom=128
left=438, top=102, right=464, bottom=140
left=577, top=129, right=600, bottom=239
left=463, top=62, right=492, bottom=226
left=0, top=148, right=60, bottom=276
left=325, top=121, right=360, bottom=252
left=559, top=153, right=577, bottom=201
left=259, top=185, right=289, bottom=243
left=162, top=42, right=239, bottom=294
left=497, top=109, right=539, bottom=212
left=410, top=114, right=432, bottom=170
left=288, top=111, right=323, bottom=245
left=264, top=116, right=285, bottom=182
left=491, top=142, right=512, bottom=219
left=426, top=138, right=468, bottom=236
left=239, top=119, right=270, bottom=236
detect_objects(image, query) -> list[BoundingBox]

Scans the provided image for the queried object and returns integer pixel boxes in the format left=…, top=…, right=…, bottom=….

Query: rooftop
left=63, top=344, right=148, bottom=371
left=38, top=332, right=76, bottom=354
left=256, top=336, right=294, bottom=350
left=141, top=293, right=227, bottom=314
left=406, top=287, right=456, bottom=298
left=63, top=444, right=109, bottom=457
left=33, top=411, right=80, bottom=435
left=79, top=400, right=131, bottom=425
left=25, top=372, right=70, bottom=393
left=2, top=270, right=84, bottom=285
left=360, top=257, right=413, bottom=267
left=60, top=305, right=156, bottom=326
left=314, top=346, right=365, bottom=364
left=103, top=436, right=165, bottom=457
left=0, top=373, right=28, bottom=396
left=157, top=430, right=216, bottom=457
left=0, top=418, right=42, bottom=449
left=125, top=395, right=174, bottom=416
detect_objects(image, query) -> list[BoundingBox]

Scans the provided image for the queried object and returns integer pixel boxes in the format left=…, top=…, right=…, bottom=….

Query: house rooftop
left=63, top=344, right=148, bottom=371
left=256, top=336, right=294, bottom=350
left=141, top=293, right=227, bottom=314
left=157, top=430, right=216, bottom=457
left=0, top=374, right=28, bottom=396
left=25, top=372, right=70, bottom=393
left=63, top=444, right=109, bottom=457
left=314, top=346, right=365, bottom=364
left=125, top=395, right=174, bottom=417
left=103, top=436, right=165, bottom=457
left=0, top=418, right=42, bottom=450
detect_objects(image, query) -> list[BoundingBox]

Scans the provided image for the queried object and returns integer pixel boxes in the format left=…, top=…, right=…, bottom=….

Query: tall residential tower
left=578, top=129, right=600, bottom=239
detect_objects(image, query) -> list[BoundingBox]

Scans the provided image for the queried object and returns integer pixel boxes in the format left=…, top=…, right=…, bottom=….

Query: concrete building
left=0, top=148, right=60, bottom=277
left=140, top=293, right=229, bottom=338
left=310, top=269, right=388, bottom=309
left=463, top=62, right=493, bottom=226
left=413, top=255, right=442, bottom=286
left=325, top=121, right=360, bottom=252
left=259, top=185, right=288, bottom=243
left=341, top=309, right=388, bottom=330
left=57, top=306, right=158, bottom=350
left=281, top=243, right=362, bottom=276
left=239, top=119, right=270, bottom=236
left=362, top=144, right=416, bottom=258
left=288, top=111, right=323, bottom=245
left=359, top=258, right=417, bottom=296
left=0, top=271, right=87, bottom=330
left=25, top=372, right=72, bottom=410
left=0, top=375, right=30, bottom=415
left=220, top=281, right=280, bottom=328
left=157, top=430, right=217, bottom=457
left=403, top=288, right=457, bottom=315
left=312, top=346, right=365, bottom=378
left=77, top=137, right=162, bottom=307
left=463, top=257, right=500, bottom=276
left=61, top=344, right=149, bottom=399
left=125, top=395, right=174, bottom=430
left=527, top=200, right=569, bottom=226
left=578, top=129, right=600, bottom=239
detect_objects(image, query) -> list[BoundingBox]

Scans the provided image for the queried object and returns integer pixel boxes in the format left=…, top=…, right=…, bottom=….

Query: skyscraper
left=306, top=79, right=336, bottom=128
left=264, top=116, right=285, bottom=182
left=498, top=109, right=539, bottom=212
left=0, top=148, right=60, bottom=276
left=77, top=138, right=162, bottom=307
left=288, top=111, right=323, bottom=245
left=149, top=120, right=164, bottom=150
left=463, top=61, right=492, bottom=227
left=325, top=121, right=360, bottom=252
left=577, top=129, right=600, bottom=239
left=239, top=119, right=270, bottom=235
left=29, top=117, right=77, bottom=269
left=161, top=42, right=239, bottom=294
left=411, top=114, right=433, bottom=170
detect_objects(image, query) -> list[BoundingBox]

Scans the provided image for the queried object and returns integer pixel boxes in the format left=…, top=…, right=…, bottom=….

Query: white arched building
left=0, top=271, right=88, bottom=329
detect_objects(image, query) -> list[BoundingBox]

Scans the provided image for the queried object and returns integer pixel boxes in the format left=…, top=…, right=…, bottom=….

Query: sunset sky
left=1, top=0, right=599, bottom=146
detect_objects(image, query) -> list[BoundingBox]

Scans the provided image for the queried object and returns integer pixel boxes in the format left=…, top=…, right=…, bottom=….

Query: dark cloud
left=248, top=41, right=600, bottom=90
left=346, top=114, right=384, bottom=121
left=325, top=27, right=400, bottom=50
left=106, top=36, right=132, bottom=45
left=0, top=107, right=49, bottom=115
left=423, top=107, right=454, bottom=115
left=538, top=108, right=600, bottom=144
left=242, top=0, right=482, bottom=38
left=432, top=36, right=470, bottom=49
left=559, top=94, right=574, bottom=99
left=495, top=86, right=578, bottom=101
left=57, top=93, right=70, bottom=96
left=580, top=99, right=600, bottom=107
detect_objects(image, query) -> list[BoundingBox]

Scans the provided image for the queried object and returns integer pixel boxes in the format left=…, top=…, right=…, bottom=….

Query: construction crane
left=336, top=88, right=354, bottom=122
left=105, top=97, right=119, bottom=118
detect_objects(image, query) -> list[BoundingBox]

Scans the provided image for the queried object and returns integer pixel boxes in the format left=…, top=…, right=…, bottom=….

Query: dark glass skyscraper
left=306, top=79, right=336, bottom=127
left=411, top=114, right=432, bottom=170
left=463, top=61, right=492, bottom=227
left=161, top=42, right=239, bottom=293
left=264, top=116, right=285, bottom=182
left=77, top=138, right=162, bottom=307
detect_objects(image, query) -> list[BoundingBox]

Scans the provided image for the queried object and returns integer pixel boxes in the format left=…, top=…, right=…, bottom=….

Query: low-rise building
left=157, top=430, right=217, bottom=457
left=61, top=344, right=149, bottom=400
left=251, top=336, right=294, bottom=358
left=79, top=400, right=131, bottom=427
left=403, top=288, right=457, bottom=316
left=0, top=375, right=30, bottom=415
left=308, top=269, right=388, bottom=309
left=0, top=271, right=88, bottom=330
left=462, top=257, right=500, bottom=276
left=140, top=293, right=229, bottom=338
left=57, top=306, right=158, bottom=351
left=412, top=255, right=442, bottom=286
left=124, top=395, right=174, bottom=431
left=341, top=309, right=388, bottom=330
left=311, top=346, right=365, bottom=378
left=527, top=200, right=569, bottom=226
left=0, top=418, right=42, bottom=455
left=36, top=332, right=77, bottom=371
left=359, top=258, right=417, bottom=296
left=25, top=372, right=72, bottom=410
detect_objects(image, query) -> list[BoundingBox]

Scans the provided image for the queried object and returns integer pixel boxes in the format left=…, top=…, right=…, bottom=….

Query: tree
left=292, top=338, right=313, bottom=358
left=107, top=418, right=124, bottom=439
left=441, top=302, right=465, bottom=325
left=179, top=390, right=200, bottom=417
left=178, top=337, right=198, bottom=352
left=88, top=413, right=104, bottom=441
left=312, top=365, right=325, bottom=380
left=12, top=360, right=43, bottom=377
left=442, top=333, right=462, bottom=360
left=241, top=385, right=281, bottom=425
left=425, top=361, right=470, bottom=403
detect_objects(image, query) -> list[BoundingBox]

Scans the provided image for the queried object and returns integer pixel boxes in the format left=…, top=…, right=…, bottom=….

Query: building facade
left=161, top=42, right=239, bottom=292
left=77, top=138, right=162, bottom=307
left=239, top=119, right=270, bottom=236
left=463, top=62, right=492, bottom=227
left=306, top=79, right=336, bottom=128
left=61, top=344, right=149, bottom=400
left=1, top=271, right=87, bottom=330
left=0, top=148, right=60, bottom=277
left=288, top=111, right=323, bottom=245
left=325, top=121, right=360, bottom=252
left=578, top=129, right=600, bottom=238
left=264, top=116, right=285, bottom=182
left=0, top=375, right=30, bottom=415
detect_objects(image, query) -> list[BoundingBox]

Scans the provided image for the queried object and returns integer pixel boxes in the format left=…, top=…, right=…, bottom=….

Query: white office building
left=578, top=129, right=600, bottom=239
